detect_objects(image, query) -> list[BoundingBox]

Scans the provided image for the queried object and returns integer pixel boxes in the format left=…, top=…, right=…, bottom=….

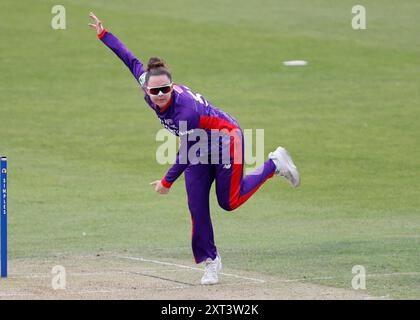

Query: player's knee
left=217, top=199, right=233, bottom=211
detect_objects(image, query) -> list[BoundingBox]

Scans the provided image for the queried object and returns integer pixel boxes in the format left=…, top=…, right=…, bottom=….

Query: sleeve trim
left=97, top=28, right=108, bottom=39
left=161, top=178, right=173, bottom=189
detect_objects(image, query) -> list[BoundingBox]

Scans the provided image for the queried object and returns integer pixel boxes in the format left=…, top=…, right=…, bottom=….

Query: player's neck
left=158, top=94, right=173, bottom=113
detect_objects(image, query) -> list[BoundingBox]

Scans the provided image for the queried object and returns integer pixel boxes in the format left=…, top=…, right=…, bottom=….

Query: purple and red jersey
left=99, top=29, right=241, bottom=188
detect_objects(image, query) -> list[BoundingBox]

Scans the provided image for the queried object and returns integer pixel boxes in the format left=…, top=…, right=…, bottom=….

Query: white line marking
left=115, top=255, right=266, bottom=283
left=364, top=295, right=391, bottom=300
left=272, top=272, right=420, bottom=283
left=367, top=272, right=420, bottom=278
left=6, top=269, right=185, bottom=279
left=7, top=274, right=50, bottom=279
left=272, top=276, right=337, bottom=283
left=0, top=293, right=37, bottom=297
left=77, top=285, right=192, bottom=294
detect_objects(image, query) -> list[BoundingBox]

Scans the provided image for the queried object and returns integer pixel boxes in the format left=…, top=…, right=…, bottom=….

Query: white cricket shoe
left=269, top=146, right=300, bottom=187
left=201, top=255, right=222, bottom=285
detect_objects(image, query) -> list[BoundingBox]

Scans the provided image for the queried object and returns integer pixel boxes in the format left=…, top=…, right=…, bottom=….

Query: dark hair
left=145, top=56, right=172, bottom=85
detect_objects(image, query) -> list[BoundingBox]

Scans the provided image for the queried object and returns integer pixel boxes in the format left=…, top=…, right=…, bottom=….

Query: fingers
left=88, top=23, right=96, bottom=28
left=150, top=182, right=159, bottom=193
left=89, top=12, right=99, bottom=22
left=149, top=180, right=169, bottom=194
left=151, top=182, right=160, bottom=194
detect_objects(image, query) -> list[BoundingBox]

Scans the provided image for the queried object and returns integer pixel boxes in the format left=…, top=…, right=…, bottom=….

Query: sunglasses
left=147, top=83, right=173, bottom=95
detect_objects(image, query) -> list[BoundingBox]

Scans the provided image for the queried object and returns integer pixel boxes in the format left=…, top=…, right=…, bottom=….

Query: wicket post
left=1, top=156, right=7, bottom=278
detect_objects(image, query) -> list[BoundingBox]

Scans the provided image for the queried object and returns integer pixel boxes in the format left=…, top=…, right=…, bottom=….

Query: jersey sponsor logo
left=178, top=129, right=194, bottom=136
left=158, top=119, right=195, bottom=137
left=159, top=118, right=179, bottom=135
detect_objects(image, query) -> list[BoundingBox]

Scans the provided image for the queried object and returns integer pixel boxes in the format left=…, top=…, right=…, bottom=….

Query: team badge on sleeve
left=138, top=72, right=147, bottom=87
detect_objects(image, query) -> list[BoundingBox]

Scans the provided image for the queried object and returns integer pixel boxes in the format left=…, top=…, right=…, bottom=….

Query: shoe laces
left=204, top=259, right=218, bottom=274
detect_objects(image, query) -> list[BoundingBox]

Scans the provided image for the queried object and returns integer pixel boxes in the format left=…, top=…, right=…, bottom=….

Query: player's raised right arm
left=88, top=12, right=145, bottom=82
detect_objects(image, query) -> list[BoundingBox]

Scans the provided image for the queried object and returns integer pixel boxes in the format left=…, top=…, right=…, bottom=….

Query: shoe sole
left=277, top=147, right=300, bottom=187
left=201, top=279, right=219, bottom=285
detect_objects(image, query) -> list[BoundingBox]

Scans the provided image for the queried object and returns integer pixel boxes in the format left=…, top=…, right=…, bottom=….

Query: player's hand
left=88, top=12, right=104, bottom=34
left=150, top=180, right=170, bottom=195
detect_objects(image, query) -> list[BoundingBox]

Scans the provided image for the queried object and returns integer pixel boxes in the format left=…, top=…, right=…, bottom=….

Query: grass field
left=0, top=0, right=419, bottom=299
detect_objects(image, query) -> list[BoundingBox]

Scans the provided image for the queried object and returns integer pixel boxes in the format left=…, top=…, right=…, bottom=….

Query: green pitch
left=1, top=0, right=419, bottom=298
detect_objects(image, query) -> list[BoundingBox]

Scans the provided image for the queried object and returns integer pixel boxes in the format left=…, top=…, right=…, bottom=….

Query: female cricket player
left=89, top=13, right=300, bottom=285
